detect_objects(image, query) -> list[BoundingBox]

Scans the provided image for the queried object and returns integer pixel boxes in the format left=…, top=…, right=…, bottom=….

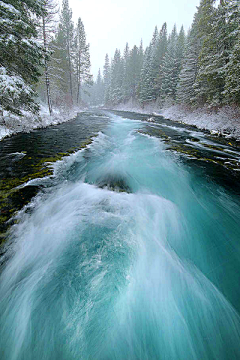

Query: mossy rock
left=0, top=135, right=95, bottom=245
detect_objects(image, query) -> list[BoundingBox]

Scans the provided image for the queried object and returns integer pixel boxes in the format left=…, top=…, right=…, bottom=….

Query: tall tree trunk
left=42, top=15, right=52, bottom=116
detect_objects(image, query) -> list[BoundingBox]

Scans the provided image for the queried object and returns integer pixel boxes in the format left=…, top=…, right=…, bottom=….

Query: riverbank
left=0, top=105, right=83, bottom=141
left=0, top=111, right=109, bottom=246
left=112, top=102, right=240, bottom=141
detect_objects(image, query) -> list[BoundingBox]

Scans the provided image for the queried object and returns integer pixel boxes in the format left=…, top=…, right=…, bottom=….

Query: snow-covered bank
left=111, top=101, right=158, bottom=115
left=161, top=105, right=240, bottom=140
left=0, top=105, right=83, bottom=141
left=112, top=101, right=240, bottom=140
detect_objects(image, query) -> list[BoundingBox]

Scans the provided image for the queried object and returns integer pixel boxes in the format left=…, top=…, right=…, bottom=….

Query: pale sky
left=68, top=0, right=200, bottom=79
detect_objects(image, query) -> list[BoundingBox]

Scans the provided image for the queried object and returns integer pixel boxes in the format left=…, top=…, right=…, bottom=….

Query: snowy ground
left=112, top=101, right=240, bottom=140
left=161, top=105, right=240, bottom=140
left=2, top=102, right=240, bottom=142
left=0, top=105, right=83, bottom=141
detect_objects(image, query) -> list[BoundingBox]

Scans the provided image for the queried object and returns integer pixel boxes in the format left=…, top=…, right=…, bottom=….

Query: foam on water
left=1, top=114, right=240, bottom=359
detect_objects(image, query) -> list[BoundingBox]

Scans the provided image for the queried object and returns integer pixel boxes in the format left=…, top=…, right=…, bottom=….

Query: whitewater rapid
left=0, top=113, right=240, bottom=360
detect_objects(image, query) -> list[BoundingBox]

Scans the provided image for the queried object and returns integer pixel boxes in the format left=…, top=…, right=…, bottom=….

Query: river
left=0, top=110, right=240, bottom=359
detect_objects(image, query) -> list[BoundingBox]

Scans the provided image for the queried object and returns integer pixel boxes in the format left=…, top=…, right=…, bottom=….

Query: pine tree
left=193, top=0, right=240, bottom=107
left=224, top=36, right=240, bottom=105
left=103, top=54, right=111, bottom=106
left=136, top=39, right=144, bottom=101
left=223, top=0, right=240, bottom=104
left=138, top=27, right=161, bottom=105
left=138, top=45, right=153, bottom=105
left=52, top=0, right=74, bottom=107
left=222, top=0, right=240, bottom=105
left=122, top=43, right=131, bottom=102
left=0, top=0, right=45, bottom=115
left=128, top=45, right=142, bottom=101
left=153, top=23, right=168, bottom=99
left=73, top=17, right=92, bottom=105
left=176, top=26, right=199, bottom=104
left=148, top=26, right=161, bottom=101
left=176, top=1, right=204, bottom=105
left=139, top=27, right=160, bottom=104
left=193, top=0, right=221, bottom=106
left=176, top=26, right=185, bottom=72
left=95, top=69, right=104, bottom=105
left=160, top=25, right=182, bottom=101
left=110, top=49, right=124, bottom=105
left=39, top=0, right=59, bottom=115
left=226, top=0, right=240, bottom=49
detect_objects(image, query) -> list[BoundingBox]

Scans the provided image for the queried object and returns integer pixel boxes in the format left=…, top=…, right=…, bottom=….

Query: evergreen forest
left=0, top=0, right=92, bottom=116
left=89, top=0, right=240, bottom=111
left=1, top=0, right=240, bottom=117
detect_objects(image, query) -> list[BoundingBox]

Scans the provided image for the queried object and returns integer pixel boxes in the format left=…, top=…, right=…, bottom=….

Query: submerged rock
left=97, top=174, right=132, bottom=193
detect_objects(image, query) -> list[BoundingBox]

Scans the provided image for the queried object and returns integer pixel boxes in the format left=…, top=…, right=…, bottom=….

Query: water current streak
left=0, top=113, right=240, bottom=360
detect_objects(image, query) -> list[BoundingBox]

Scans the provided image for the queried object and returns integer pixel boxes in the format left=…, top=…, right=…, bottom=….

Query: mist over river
left=1, top=111, right=240, bottom=359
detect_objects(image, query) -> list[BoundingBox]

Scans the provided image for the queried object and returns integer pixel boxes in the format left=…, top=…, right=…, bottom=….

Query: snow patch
left=162, top=105, right=240, bottom=140
left=0, top=104, right=86, bottom=141
left=0, top=126, right=11, bottom=140
left=111, top=99, right=160, bottom=115
left=110, top=100, right=240, bottom=140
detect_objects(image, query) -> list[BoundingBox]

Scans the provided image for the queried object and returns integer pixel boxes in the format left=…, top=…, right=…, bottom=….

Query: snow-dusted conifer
left=224, top=35, right=240, bottom=104
left=122, top=43, right=132, bottom=102
left=160, top=25, right=181, bottom=101
left=73, top=17, right=92, bottom=105
left=95, top=69, right=104, bottom=105
left=38, top=0, right=59, bottom=115
left=110, top=49, right=124, bottom=105
left=223, top=0, right=240, bottom=104
left=138, top=46, right=153, bottom=105
left=138, top=27, right=160, bottom=105
left=103, top=54, right=111, bottom=106
left=52, top=0, right=74, bottom=106
left=153, top=23, right=168, bottom=99
left=193, top=0, right=221, bottom=105
left=194, top=0, right=240, bottom=106
left=0, top=0, right=45, bottom=115
left=145, top=26, right=160, bottom=102
left=176, top=11, right=201, bottom=104
left=128, top=45, right=142, bottom=101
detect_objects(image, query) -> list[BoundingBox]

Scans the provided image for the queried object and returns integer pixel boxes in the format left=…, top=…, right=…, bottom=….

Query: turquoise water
left=1, top=113, right=240, bottom=359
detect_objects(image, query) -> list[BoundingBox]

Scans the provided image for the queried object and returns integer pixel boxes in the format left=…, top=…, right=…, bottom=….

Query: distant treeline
left=1, top=0, right=239, bottom=117
left=88, top=0, right=240, bottom=109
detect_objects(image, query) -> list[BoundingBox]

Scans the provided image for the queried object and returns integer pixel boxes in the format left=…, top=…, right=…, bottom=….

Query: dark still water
left=0, top=111, right=240, bottom=360
left=0, top=111, right=110, bottom=238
